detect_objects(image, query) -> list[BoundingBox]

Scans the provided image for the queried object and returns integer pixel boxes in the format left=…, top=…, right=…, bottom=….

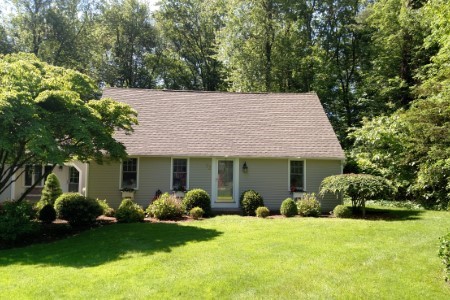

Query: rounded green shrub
left=182, top=189, right=211, bottom=217
left=333, top=205, right=352, bottom=218
left=280, top=198, right=298, bottom=217
left=240, top=190, right=264, bottom=216
left=104, top=208, right=116, bottom=217
left=36, top=173, right=62, bottom=210
left=38, top=204, right=56, bottom=224
left=297, top=193, right=321, bottom=217
left=0, top=200, right=37, bottom=243
left=54, top=193, right=103, bottom=227
left=148, top=193, right=183, bottom=220
left=255, top=206, right=270, bottom=218
left=96, top=199, right=112, bottom=215
left=190, top=206, right=204, bottom=220
left=116, top=199, right=145, bottom=223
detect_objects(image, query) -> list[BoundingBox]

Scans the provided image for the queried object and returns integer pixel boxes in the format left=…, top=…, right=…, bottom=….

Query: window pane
left=34, top=165, right=42, bottom=186
left=25, top=165, right=32, bottom=186
left=172, top=159, right=187, bottom=190
left=122, top=158, right=137, bottom=188
left=290, top=161, right=304, bottom=191
left=43, top=165, right=53, bottom=186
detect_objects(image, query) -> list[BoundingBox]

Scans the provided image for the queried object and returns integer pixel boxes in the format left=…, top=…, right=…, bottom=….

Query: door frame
left=211, top=158, right=240, bottom=208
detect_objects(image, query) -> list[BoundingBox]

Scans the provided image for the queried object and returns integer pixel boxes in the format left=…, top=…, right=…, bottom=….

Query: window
left=172, top=158, right=188, bottom=191
left=122, top=158, right=138, bottom=189
left=290, top=161, right=304, bottom=192
left=24, top=165, right=53, bottom=187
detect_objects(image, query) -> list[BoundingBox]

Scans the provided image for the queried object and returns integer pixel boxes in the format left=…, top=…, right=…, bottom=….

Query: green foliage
left=439, top=232, right=450, bottom=282
left=0, top=53, right=138, bottom=201
left=54, top=193, right=103, bottom=227
left=255, top=206, right=270, bottom=218
left=240, top=190, right=264, bottom=216
left=297, top=193, right=321, bottom=217
left=320, top=174, right=394, bottom=217
left=332, top=205, right=353, bottom=218
left=0, top=200, right=37, bottom=242
left=97, top=199, right=115, bottom=217
left=366, top=200, right=424, bottom=210
left=280, top=198, right=298, bottom=217
left=38, top=204, right=57, bottom=224
left=36, top=173, right=62, bottom=210
left=182, top=189, right=211, bottom=217
left=189, top=207, right=204, bottom=220
left=116, top=199, right=145, bottom=223
left=148, top=193, right=183, bottom=220
left=351, top=94, right=450, bottom=208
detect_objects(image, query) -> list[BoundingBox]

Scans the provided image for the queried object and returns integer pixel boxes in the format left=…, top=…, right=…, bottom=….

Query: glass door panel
left=217, top=160, right=234, bottom=202
left=68, top=167, right=80, bottom=193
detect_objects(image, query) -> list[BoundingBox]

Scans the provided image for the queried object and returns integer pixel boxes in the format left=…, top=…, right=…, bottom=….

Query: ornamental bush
left=240, top=190, right=264, bottom=216
left=439, top=232, right=450, bottom=282
left=182, top=189, right=211, bottom=217
left=148, top=193, right=183, bottom=220
left=36, top=173, right=62, bottom=210
left=38, top=204, right=56, bottom=224
left=280, top=198, right=298, bottom=217
left=54, top=193, right=103, bottom=227
left=0, top=200, right=37, bottom=243
left=297, top=193, right=321, bottom=217
left=190, top=207, right=204, bottom=220
left=255, top=206, right=270, bottom=218
left=333, top=205, right=352, bottom=218
left=320, top=174, right=394, bottom=217
left=116, top=199, right=145, bottom=223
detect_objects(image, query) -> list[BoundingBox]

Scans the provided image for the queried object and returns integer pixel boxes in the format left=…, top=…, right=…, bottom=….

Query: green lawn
left=1, top=207, right=450, bottom=299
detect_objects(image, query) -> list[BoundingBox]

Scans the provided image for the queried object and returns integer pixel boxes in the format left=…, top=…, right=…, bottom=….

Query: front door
left=68, top=167, right=80, bottom=193
left=212, top=158, right=239, bottom=208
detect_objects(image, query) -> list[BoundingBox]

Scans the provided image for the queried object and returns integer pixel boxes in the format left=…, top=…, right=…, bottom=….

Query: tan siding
left=88, top=161, right=121, bottom=208
left=239, top=159, right=291, bottom=211
left=189, top=158, right=212, bottom=195
left=136, top=157, right=171, bottom=208
left=305, top=160, right=342, bottom=212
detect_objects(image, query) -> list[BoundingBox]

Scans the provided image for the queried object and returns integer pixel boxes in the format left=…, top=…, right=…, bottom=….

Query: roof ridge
left=103, top=87, right=318, bottom=96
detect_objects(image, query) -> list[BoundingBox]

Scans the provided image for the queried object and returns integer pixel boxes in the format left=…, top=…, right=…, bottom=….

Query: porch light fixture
left=242, top=162, right=248, bottom=173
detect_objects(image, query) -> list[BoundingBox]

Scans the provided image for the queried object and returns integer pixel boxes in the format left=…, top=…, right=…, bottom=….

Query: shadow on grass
left=355, top=207, right=425, bottom=221
left=0, top=223, right=222, bottom=268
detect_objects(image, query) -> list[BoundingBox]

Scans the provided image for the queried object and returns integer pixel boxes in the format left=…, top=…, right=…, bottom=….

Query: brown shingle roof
left=103, top=88, right=345, bottom=159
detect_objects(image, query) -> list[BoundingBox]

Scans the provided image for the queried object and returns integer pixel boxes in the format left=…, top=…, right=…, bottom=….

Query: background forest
left=1, top=0, right=449, bottom=207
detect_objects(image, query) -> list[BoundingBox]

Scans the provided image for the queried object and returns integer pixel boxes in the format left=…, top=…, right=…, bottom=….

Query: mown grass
left=1, top=207, right=450, bottom=299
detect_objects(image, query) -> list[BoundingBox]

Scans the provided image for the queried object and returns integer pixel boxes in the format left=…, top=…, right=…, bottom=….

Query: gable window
left=25, top=165, right=53, bottom=187
left=172, top=158, right=188, bottom=191
left=290, top=161, right=304, bottom=192
left=122, top=158, right=138, bottom=189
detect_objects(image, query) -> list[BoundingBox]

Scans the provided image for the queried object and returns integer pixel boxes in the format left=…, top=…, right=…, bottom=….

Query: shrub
left=0, top=200, right=37, bottom=242
left=255, top=206, right=270, bottom=218
left=190, top=207, right=204, bottom=220
left=38, top=204, right=56, bottom=224
left=104, top=208, right=116, bottom=217
left=182, top=189, right=211, bottom=217
left=148, top=193, right=183, bottom=220
left=439, top=232, right=450, bottom=281
left=36, top=173, right=62, bottom=210
left=240, top=190, right=264, bottom=216
left=333, top=205, right=353, bottom=218
left=320, top=174, right=395, bottom=217
left=297, top=193, right=321, bottom=217
left=280, top=198, right=298, bottom=217
left=97, top=199, right=112, bottom=214
left=116, top=199, right=145, bottom=223
left=54, top=193, right=103, bottom=227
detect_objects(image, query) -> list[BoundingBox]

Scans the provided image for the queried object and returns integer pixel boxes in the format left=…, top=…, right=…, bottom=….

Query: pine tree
left=37, top=173, right=62, bottom=210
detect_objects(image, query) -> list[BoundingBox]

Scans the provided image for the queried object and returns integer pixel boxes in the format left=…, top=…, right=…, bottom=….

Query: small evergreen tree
left=37, top=173, right=62, bottom=210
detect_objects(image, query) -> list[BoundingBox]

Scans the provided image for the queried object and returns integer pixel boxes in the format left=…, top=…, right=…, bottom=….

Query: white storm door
left=211, top=158, right=239, bottom=208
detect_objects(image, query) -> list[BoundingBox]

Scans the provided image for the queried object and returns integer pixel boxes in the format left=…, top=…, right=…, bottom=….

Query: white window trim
left=170, top=157, right=190, bottom=190
left=288, top=159, right=306, bottom=192
left=119, top=157, right=140, bottom=190
left=24, top=165, right=52, bottom=188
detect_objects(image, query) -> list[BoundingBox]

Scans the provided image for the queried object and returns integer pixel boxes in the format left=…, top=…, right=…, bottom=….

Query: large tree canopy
left=0, top=53, right=138, bottom=200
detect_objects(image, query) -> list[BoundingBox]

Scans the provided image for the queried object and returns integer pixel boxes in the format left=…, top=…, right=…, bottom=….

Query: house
left=1, top=88, right=345, bottom=212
